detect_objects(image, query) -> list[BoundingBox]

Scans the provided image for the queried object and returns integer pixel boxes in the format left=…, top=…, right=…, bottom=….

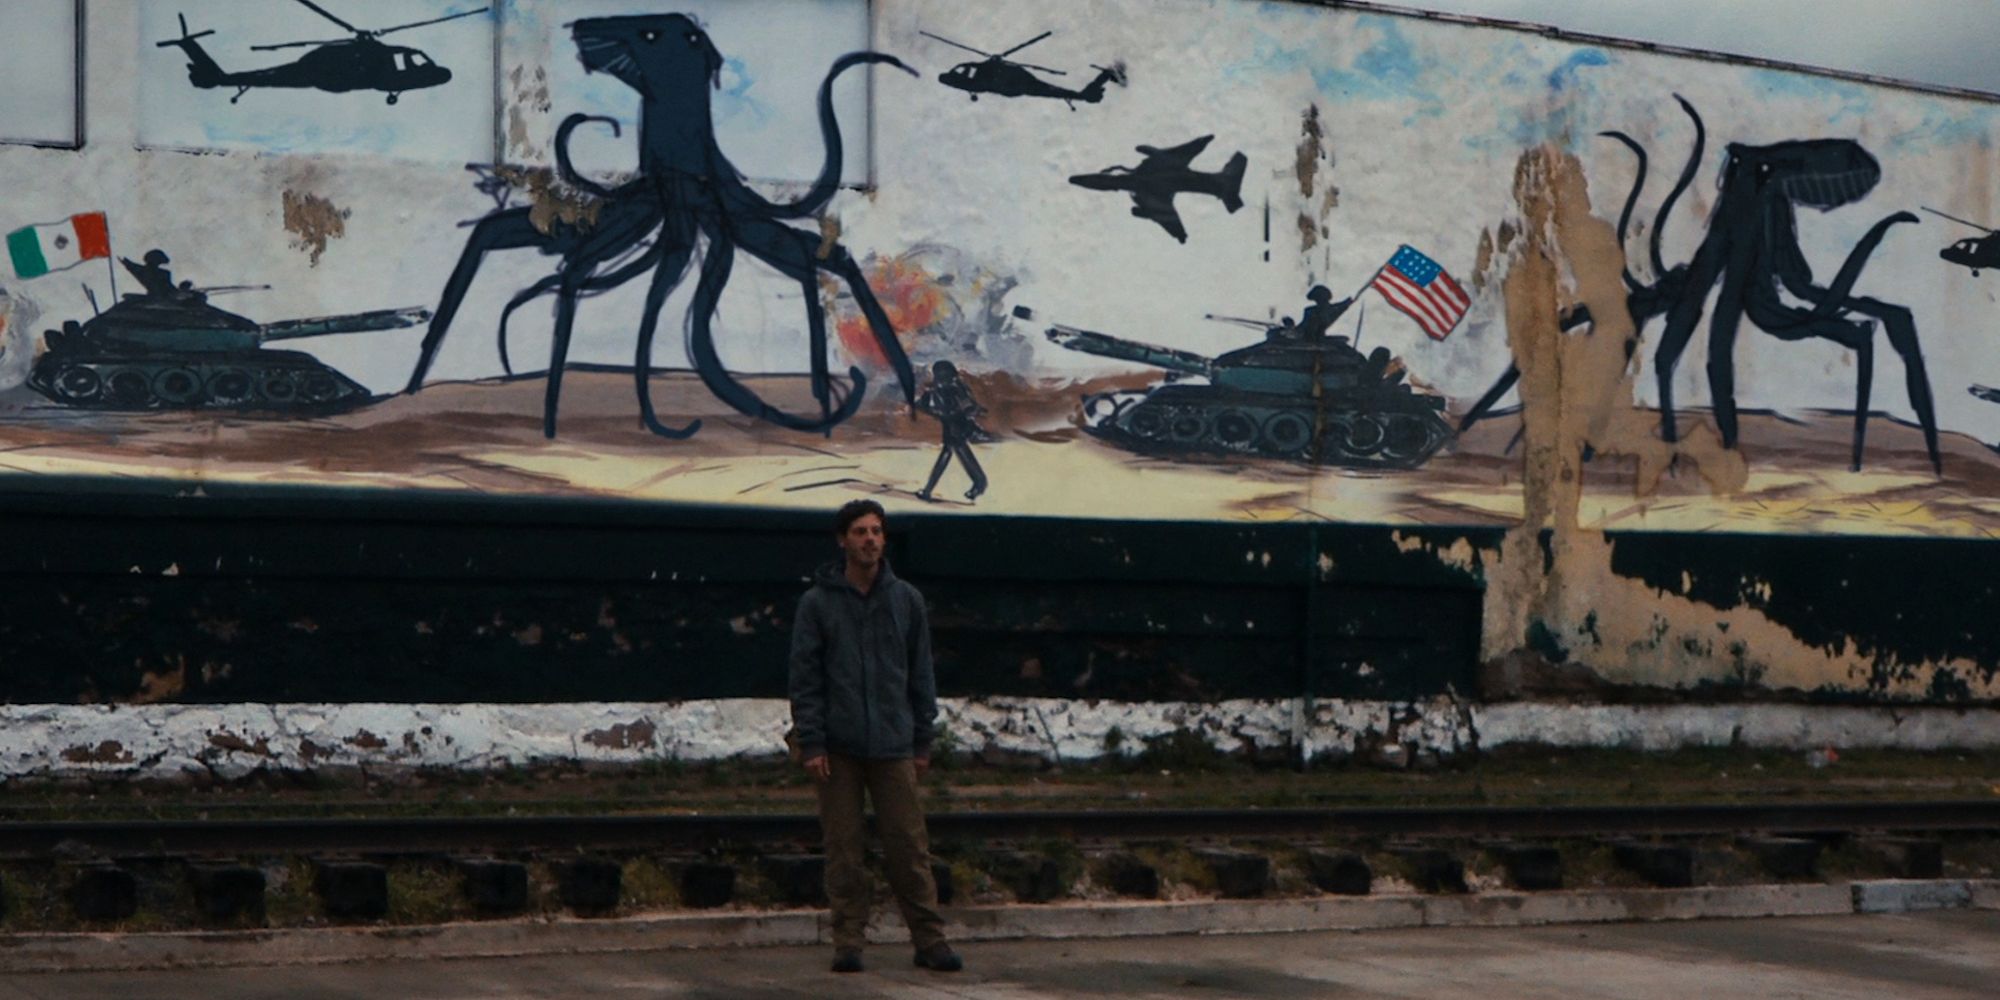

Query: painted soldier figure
left=789, top=499, right=963, bottom=975
left=1297, top=284, right=1353, bottom=341
left=122, top=249, right=179, bottom=298
left=915, top=360, right=990, bottom=502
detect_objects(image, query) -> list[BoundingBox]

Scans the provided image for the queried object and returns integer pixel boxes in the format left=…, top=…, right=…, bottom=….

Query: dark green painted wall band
left=0, top=483, right=1988, bottom=707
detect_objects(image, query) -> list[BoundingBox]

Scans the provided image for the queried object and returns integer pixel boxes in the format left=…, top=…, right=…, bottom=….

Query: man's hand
left=914, top=754, right=930, bottom=778
left=804, top=754, right=830, bottom=782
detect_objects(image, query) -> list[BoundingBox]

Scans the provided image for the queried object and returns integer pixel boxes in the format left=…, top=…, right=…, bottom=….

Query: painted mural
left=1, top=0, right=1999, bottom=538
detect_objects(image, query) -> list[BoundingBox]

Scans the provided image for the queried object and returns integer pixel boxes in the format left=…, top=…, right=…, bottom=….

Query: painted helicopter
left=920, top=30, right=1124, bottom=108
left=1069, top=135, right=1248, bottom=243
left=156, top=0, right=489, bottom=105
left=1925, top=206, right=2000, bottom=276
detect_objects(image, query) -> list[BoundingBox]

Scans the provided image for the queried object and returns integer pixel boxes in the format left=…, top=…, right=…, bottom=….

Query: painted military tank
left=27, top=254, right=428, bottom=412
left=1046, top=323, right=1453, bottom=469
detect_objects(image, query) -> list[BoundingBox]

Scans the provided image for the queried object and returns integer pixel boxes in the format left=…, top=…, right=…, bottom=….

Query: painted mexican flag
left=6, top=212, right=110, bottom=279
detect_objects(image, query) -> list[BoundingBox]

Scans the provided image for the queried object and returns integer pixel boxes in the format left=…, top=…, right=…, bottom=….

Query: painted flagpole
left=102, top=220, right=119, bottom=302
left=1344, top=255, right=1393, bottom=348
left=1348, top=258, right=1390, bottom=308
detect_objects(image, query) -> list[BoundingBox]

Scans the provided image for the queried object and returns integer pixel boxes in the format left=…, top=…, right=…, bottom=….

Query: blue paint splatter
left=1746, top=69, right=1876, bottom=125
left=1316, top=17, right=1440, bottom=104
left=1885, top=104, right=2000, bottom=149
left=713, top=56, right=773, bottom=130
left=202, top=120, right=406, bottom=156
left=1549, top=50, right=1610, bottom=91
left=1222, top=13, right=1444, bottom=109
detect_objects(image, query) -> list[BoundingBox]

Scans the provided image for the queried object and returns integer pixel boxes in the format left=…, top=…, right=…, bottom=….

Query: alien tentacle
left=713, top=53, right=918, bottom=220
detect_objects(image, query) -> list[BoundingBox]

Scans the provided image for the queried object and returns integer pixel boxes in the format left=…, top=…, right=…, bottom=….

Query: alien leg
left=539, top=274, right=591, bottom=440
left=407, top=208, right=549, bottom=393
left=1458, top=365, right=1521, bottom=432
left=718, top=217, right=841, bottom=423
left=1852, top=338, right=1874, bottom=472
left=823, top=249, right=917, bottom=408
left=685, top=234, right=869, bottom=431
left=1653, top=280, right=1711, bottom=444
left=500, top=238, right=671, bottom=378
left=632, top=238, right=700, bottom=439
left=1846, top=296, right=1940, bottom=473
left=1746, top=294, right=1877, bottom=471
left=1704, top=265, right=1753, bottom=449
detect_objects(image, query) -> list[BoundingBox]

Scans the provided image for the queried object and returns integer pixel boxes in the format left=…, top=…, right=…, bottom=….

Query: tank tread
left=26, top=353, right=370, bottom=412
left=1078, top=391, right=1452, bottom=470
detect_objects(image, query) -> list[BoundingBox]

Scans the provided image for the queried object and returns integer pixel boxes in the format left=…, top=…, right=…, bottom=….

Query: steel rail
left=1, top=800, right=1994, bottom=858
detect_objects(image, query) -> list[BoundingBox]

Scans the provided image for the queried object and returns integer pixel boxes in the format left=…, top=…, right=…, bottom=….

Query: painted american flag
left=1369, top=245, right=1470, bottom=341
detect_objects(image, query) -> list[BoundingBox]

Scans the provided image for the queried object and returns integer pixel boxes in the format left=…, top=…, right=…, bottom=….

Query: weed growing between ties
left=386, top=859, right=464, bottom=924
left=1133, top=844, right=1219, bottom=898
left=1560, top=841, right=1654, bottom=890
left=263, top=857, right=321, bottom=925
left=619, top=856, right=683, bottom=911
left=0, top=865, right=62, bottom=932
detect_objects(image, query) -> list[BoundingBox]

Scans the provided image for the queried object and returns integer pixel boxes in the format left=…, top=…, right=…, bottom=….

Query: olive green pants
left=816, top=753, right=947, bottom=951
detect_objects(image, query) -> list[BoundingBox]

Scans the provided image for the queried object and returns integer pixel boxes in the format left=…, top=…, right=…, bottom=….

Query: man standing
left=788, top=499, right=962, bottom=975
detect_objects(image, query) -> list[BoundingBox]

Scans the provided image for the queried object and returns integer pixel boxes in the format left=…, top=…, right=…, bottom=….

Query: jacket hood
left=814, top=556, right=900, bottom=595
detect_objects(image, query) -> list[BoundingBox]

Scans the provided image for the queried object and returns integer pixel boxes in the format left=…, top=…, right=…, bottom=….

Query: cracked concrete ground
left=0, top=911, right=1992, bottom=998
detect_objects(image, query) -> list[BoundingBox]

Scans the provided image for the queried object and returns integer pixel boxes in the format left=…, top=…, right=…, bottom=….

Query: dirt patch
left=345, top=730, right=389, bottom=751
left=582, top=720, right=658, bottom=751
left=207, top=731, right=274, bottom=757
left=60, top=740, right=134, bottom=765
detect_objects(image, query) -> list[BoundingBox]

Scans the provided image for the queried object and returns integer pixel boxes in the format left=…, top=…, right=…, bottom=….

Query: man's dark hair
left=834, top=499, right=887, bottom=536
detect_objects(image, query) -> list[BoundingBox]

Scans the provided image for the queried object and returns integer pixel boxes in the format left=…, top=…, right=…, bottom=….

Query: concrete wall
left=0, top=0, right=1995, bottom=773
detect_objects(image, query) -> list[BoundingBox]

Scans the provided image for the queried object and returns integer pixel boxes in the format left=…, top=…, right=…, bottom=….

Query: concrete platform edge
left=1, top=881, right=1994, bottom=974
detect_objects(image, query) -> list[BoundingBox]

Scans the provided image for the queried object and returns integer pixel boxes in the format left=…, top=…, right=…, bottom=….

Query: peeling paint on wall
left=581, top=718, right=658, bottom=750
left=506, top=64, right=553, bottom=162
left=1392, top=531, right=1483, bottom=575
left=281, top=190, right=351, bottom=267
left=0, top=290, right=39, bottom=393
left=1478, top=145, right=1997, bottom=703
left=1291, top=104, right=1338, bottom=256
left=483, top=165, right=604, bottom=237
left=8, top=699, right=2000, bottom=780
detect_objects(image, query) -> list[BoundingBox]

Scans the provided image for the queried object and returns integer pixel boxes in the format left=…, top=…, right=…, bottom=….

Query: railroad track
left=4, top=800, right=1997, bottom=858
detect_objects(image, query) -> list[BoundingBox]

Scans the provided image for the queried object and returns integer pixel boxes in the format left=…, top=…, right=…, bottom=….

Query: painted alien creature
left=1462, top=98, right=1936, bottom=473
left=404, top=14, right=920, bottom=440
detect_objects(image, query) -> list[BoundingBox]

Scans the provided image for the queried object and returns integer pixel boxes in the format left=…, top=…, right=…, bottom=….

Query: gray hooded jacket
left=788, top=558, right=938, bottom=760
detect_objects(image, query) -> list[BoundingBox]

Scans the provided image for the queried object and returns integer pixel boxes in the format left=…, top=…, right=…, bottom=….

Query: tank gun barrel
left=256, top=306, right=432, bottom=343
left=1202, top=313, right=1272, bottom=331
left=1045, top=324, right=1213, bottom=376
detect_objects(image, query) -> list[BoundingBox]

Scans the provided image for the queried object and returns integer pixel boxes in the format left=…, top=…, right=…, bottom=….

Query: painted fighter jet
left=1068, top=135, right=1248, bottom=243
